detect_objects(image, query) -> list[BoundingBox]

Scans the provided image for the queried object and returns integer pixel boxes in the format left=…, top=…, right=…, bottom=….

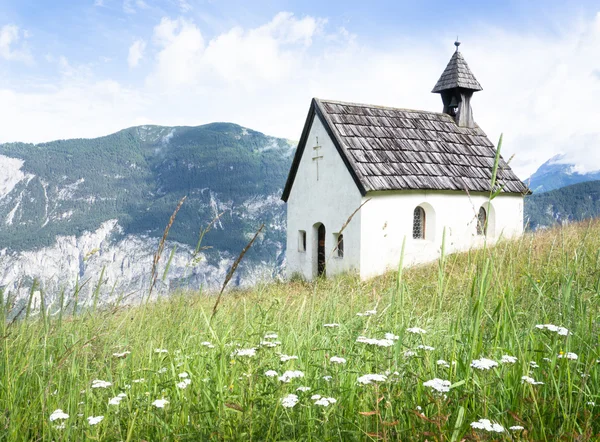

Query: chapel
left=281, top=42, right=529, bottom=280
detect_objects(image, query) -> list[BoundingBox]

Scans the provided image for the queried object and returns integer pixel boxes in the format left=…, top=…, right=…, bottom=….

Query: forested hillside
left=0, top=124, right=295, bottom=300
left=524, top=180, right=600, bottom=229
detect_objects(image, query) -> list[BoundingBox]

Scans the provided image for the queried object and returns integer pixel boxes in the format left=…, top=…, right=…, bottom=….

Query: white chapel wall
left=359, top=191, right=523, bottom=280
left=286, top=115, right=363, bottom=280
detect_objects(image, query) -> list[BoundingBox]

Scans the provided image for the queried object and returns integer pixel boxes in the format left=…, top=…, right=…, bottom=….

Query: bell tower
left=432, top=41, right=482, bottom=128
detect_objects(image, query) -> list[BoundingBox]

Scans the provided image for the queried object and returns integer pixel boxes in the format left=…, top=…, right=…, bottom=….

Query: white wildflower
left=278, top=370, right=305, bottom=383
left=406, top=327, right=427, bottom=334
left=108, top=396, right=124, bottom=406
left=176, top=379, right=192, bottom=389
left=260, top=341, right=279, bottom=348
left=385, top=333, right=399, bottom=341
left=357, top=374, right=387, bottom=385
left=280, top=394, right=299, bottom=408
left=314, top=397, right=337, bottom=406
left=152, top=399, right=169, bottom=408
left=264, top=333, right=278, bottom=339
left=470, top=358, right=498, bottom=370
left=322, top=375, right=333, bottom=381
left=323, top=323, right=340, bottom=328
left=231, top=348, right=257, bottom=358
left=356, top=309, right=377, bottom=317
left=423, top=378, right=451, bottom=393
left=404, top=350, right=416, bottom=358
left=296, top=386, right=311, bottom=392
left=521, top=376, right=544, bottom=385
left=280, top=355, right=298, bottom=362
left=201, top=341, right=215, bottom=348
left=416, top=405, right=422, bottom=411
left=54, top=423, right=66, bottom=430
left=113, top=351, right=131, bottom=358
left=470, top=418, right=504, bottom=433
left=558, top=352, right=578, bottom=360
left=157, top=367, right=167, bottom=374
left=530, top=361, right=539, bottom=368
left=535, top=324, right=570, bottom=336
left=417, top=345, right=435, bottom=351
left=356, top=336, right=394, bottom=347
left=132, top=378, right=145, bottom=383
left=91, top=380, right=112, bottom=389
left=330, top=356, right=346, bottom=364
left=178, top=372, right=189, bottom=378
left=87, top=416, right=103, bottom=426
left=154, top=348, right=168, bottom=354
left=587, top=401, right=595, bottom=406
left=49, top=409, right=69, bottom=421
left=436, top=359, right=450, bottom=368
left=509, top=425, right=525, bottom=431
left=311, top=394, right=322, bottom=400
left=501, top=355, right=518, bottom=364
left=265, top=370, right=278, bottom=377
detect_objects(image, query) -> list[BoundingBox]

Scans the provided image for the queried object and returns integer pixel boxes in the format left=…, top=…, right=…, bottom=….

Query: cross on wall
left=312, top=137, right=323, bottom=180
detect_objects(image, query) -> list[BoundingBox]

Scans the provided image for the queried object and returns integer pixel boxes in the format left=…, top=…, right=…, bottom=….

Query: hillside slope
left=3, top=219, right=599, bottom=440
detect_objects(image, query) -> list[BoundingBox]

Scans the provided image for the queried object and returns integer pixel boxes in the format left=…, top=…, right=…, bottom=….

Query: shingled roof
left=281, top=98, right=529, bottom=201
left=432, top=51, right=483, bottom=93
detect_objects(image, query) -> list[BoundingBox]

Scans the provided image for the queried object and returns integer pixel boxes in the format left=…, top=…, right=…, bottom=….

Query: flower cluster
left=280, top=394, right=299, bottom=408
left=312, top=395, right=337, bottom=406
left=357, top=374, right=387, bottom=385
left=500, top=355, right=517, bottom=364
left=470, top=358, right=498, bottom=370
left=356, top=336, right=394, bottom=347
left=278, top=370, right=304, bottom=383
left=231, top=348, right=256, bottom=358
left=406, top=327, right=427, bottom=334
left=423, top=378, right=451, bottom=393
left=535, top=324, right=570, bottom=336
left=471, top=419, right=504, bottom=433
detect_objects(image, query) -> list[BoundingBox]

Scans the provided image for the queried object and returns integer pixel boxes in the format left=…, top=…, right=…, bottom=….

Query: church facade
left=281, top=44, right=529, bottom=281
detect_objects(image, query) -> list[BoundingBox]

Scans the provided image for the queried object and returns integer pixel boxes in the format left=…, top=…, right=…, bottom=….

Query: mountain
left=527, top=154, right=600, bottom=193
left=0, top=124, right=295, bottom=307
left=524, top=180, right=600, bottom=230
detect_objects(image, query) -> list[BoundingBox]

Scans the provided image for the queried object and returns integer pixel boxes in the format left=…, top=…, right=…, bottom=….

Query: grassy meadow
left=2, top=219, right=600, bottom=441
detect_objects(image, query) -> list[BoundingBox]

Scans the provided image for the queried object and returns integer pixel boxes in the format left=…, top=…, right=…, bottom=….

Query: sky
left=0, top=0, right=599, bottom=178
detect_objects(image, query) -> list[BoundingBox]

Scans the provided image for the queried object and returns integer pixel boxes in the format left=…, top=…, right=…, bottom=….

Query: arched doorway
left=317, top=224, right=326, bottom=277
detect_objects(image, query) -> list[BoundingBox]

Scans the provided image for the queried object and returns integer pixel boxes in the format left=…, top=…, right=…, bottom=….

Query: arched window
left=477, top=206, right=487, bottom=236
left=413, top=206, right=426, bottom=239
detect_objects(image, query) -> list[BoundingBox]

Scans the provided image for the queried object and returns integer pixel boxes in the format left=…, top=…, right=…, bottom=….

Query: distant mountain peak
left=528, top=155, right=600, bottom=193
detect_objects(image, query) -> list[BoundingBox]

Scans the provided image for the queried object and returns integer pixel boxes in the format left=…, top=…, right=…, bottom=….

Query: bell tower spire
left=432, top=41, right=482, bottom=128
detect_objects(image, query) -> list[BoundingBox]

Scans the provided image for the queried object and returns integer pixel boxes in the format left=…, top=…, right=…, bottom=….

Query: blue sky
left=1, top=0, right=599, bottom=176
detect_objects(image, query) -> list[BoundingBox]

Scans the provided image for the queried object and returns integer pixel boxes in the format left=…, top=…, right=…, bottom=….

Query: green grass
left=2, top=220, right=600, bottom=441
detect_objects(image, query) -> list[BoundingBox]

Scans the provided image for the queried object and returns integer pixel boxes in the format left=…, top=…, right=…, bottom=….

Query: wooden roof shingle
left=432, top=51, right=483, bottom=93
left=281, top=98, right=529, bottom=202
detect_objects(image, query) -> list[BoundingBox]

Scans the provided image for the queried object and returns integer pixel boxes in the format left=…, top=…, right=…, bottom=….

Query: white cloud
left=0, top=24, right=33, bottom=63
left=128, top=39, right=146, bottom=68
left=1, top=12, right=600, bottom=178
left=148, top=13, right=325, bottom=90
left=94, top=0, right=104, bottom=6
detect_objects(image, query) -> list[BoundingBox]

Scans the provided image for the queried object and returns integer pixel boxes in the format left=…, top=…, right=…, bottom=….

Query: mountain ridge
left=0, top=122, right=295, bottom=305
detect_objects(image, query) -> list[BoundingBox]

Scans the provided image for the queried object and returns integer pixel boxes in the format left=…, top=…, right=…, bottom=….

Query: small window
left=335, top=233, right=344, bottom=258
left=477, top=207, right=487, bottom=236
left=413, top=206, right=425, bottom=239
left=298, top=230, right=306, bottom=252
